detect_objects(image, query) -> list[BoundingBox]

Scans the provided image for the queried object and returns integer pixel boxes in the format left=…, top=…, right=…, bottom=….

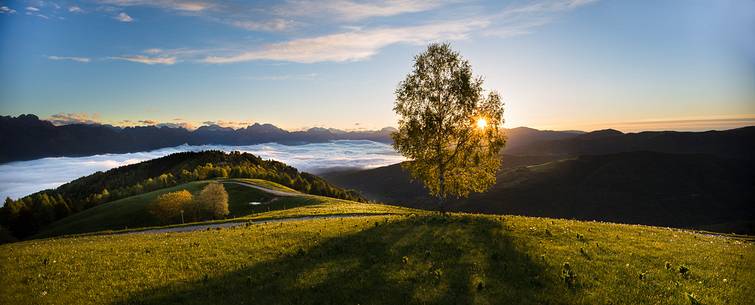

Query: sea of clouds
left=0, top=140, right=405, bottom=200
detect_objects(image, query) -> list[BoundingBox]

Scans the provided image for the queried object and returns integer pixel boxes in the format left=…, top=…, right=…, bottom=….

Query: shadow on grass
left=115, top=215, right=559, bottom=305
left=224, top=182, right=320, bottom=217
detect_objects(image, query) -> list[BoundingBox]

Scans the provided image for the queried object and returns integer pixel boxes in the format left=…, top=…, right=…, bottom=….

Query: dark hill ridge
left=502, top=126, right=585, bottom=150
left=505, top=126, right=755, bottom=158
left=323, top=151, right=755, bottom=234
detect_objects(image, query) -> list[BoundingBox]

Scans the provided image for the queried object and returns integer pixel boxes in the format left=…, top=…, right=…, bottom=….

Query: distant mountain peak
left=195, top=124, right=234, bottom=132
left=578, top=129, right=623, bottom=140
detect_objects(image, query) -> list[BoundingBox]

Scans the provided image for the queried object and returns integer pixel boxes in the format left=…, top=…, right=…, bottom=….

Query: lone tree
left=392, top=43, right=506, bottom=211
left=196, top=182, right=229, bottom=220
left=150, top=190, right=193, bottom=224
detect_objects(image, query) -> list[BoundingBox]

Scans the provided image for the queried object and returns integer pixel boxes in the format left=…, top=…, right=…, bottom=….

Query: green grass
left=32, top=179, right=414, bottom=239
left=32, top=181, right=210, bottom=238
left=2, top=213, right=752, bottom=305
left=33, top=180, right=310, bottom=238
left=227, top=178, right=301, bottom=193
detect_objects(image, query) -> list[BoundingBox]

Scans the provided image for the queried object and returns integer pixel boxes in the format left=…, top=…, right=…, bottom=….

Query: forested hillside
left=324, top=152, right=755, bottom=234
left=0, top=151, right=364, bottom=239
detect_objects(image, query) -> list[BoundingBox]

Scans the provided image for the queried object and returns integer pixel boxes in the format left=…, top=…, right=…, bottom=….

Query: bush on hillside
left=196, top=183, right=229, bottom=220
left=149, top=190, right=194, bottom=224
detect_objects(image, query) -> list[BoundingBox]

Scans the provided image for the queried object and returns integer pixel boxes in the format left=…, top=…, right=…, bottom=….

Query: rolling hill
left=31, top=179, right=325, bottom=238
left=323, top=151, right=755, bottom=234
left=1, top=210, right=752, bottom=305
left=0, top=151, right=365, bottom=240
left=1, top=143, right=752, bottom=304
left=505, top=126, right=755, bottom=159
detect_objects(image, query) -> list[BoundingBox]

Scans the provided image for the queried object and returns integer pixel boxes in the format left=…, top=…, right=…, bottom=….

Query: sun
left=476, top=117, right=488, bottom=130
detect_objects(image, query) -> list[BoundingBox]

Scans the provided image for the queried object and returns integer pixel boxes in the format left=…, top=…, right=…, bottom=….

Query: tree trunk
left=438, top=161, right=445, bottom=214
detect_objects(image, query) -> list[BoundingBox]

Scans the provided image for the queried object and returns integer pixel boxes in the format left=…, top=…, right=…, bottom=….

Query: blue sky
left=1, top=0, right=753, bottom=131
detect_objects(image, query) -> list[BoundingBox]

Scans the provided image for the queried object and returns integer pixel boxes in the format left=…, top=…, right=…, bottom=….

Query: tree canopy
left=196, top=182, right=229, bottom=220
left=392, top=43, right=506, bottom=205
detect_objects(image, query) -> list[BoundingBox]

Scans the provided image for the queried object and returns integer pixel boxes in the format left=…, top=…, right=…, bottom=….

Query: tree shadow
left=115, top=216, right=560, bottom=305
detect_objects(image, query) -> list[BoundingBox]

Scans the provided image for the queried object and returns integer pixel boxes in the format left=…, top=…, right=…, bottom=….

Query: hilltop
left=1, top=151, right=364, bottom=240
left=1, top=209, right=752, bottom=305
left=324, top=151, right=755, bottom=234
left=0, top=147, right=752, bottom=304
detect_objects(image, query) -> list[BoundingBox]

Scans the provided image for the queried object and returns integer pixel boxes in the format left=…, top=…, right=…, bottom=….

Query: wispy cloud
left=205, top=20, right=488, bottom=63
left=279, top=0, right=448, bottom=21
left=23, top=6, right=50, bottom=19
left=542, top=114, right=755, bottom=133
left=110, top=55, right=176, bottom=65
left=157, top=122, right=196, bottom=129
left=68, top=6, right=84, bottom=13
left=48, top=0, right=596, bottom=65
left=97, top=0, right=212, bottom=12
left=46, top=113, right=103, bottom=125
left=215, top=120, right=254, bottom=129
left=0, top=6, right=17, bottom=14
left=115, top=12, right=133, bottom=22
left=202, top=0, right=595, bottom=64
left=99, top=0, right=441, bottom=20
left=231, top=19, right=296, bottom=32
left=47, top=55, right=91, bottom=63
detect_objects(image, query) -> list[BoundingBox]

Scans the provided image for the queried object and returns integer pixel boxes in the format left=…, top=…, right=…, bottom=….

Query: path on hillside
left=126, top=214, right=392, bottom=235
left=118, top=180, right=389, bottom=235
left=222, top=181, right=300, bottom=197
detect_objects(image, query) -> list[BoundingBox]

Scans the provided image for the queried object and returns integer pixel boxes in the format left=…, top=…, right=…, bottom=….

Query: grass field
left=2, top=212, right=752, bottom=305
left=229, top=178, right=301, bottom=193
left=32, top=179, right=415, bottom=239
left=33, top=179, right=315, bottom=238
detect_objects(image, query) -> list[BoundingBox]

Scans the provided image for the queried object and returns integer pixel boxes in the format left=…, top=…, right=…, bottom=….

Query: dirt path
left=119, top=181, right=390, bottom=235
left=128, top=214, right=392, bottom=235
left=222, top=181, right=300, bottom=197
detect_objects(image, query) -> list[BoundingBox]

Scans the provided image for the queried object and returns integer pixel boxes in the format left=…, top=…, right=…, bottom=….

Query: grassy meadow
left=2, top=212, right=752, bottom=305
left=32, top=179, right=315, bottom=238
left=31, top=179, right=416, bottom=239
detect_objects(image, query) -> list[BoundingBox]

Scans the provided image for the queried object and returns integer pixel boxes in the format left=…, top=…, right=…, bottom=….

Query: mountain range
left=323, top=126, right=755, bottom=234
left=0, top=114, right=396, bottom=163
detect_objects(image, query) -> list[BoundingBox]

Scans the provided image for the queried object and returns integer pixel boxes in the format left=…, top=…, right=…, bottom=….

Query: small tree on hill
left=150, top=190, right=193, bottom=224
left=196, top=183, right=229, bottom=220
left=392, top=43, right=506, bottom=211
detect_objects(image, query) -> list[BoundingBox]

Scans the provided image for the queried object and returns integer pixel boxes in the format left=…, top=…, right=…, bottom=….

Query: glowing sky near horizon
left=0, top=0, right=753, bottom=131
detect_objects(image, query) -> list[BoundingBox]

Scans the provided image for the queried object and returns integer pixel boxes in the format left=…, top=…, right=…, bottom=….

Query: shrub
left=687, top=292, right=701, bottom=305
left=432, top=268, right=443, bottom=280
left=196, top=183, right=229, bottom=220
left=679, top=265, right=690, bottom=277
left=562, top=262, right=577, bottom=288
left=149, top=190, right=193, bottom=224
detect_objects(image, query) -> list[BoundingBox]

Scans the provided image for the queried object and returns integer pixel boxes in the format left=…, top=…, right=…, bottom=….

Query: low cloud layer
left=47, top=113, right=103, bottom=125
left=0, top=140, right=404, bottom=199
